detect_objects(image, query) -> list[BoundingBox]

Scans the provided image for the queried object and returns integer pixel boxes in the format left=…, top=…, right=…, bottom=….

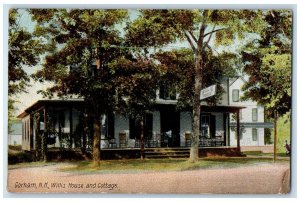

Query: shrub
left=8, top=151, right=33, bottom=165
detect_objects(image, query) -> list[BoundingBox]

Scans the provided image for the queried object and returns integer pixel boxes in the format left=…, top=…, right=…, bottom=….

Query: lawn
left=57, top=156, right=290, bottom=174
left=242, top=151, right=289, bottom=157
left=274, top=112, right=291, bottom=153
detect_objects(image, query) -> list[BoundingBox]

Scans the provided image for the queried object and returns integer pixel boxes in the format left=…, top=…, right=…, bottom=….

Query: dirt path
left=7, top=162, right=290, bottom=194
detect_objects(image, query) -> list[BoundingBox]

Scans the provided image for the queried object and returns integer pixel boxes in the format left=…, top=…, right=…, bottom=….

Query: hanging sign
left=200, top=84, right=216, bottom=100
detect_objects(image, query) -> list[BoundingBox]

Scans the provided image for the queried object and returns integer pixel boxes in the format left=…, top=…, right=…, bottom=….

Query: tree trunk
left=41, top=132, right=47, bottom=162
left=92, top=113, right=101, bottom=167
left=189, top=52, right=202, bottom=162
left=140, top=117, right=145, bottom=160
left=273, top=113, right=277, bottom=162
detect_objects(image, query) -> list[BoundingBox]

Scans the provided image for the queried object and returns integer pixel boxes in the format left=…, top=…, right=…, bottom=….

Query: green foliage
left=241, top=10, right=292, bottom=118
left=275, top=113, right=291, bottom=153
left=9, top=9, right=53, bottom=95
left=153, top=48, right=238, bottom=108
left=8, top=151, right=33, bottom=165
left=110, top=56, right=160, bottom=119
left=29, top=9, right=130, bottom=114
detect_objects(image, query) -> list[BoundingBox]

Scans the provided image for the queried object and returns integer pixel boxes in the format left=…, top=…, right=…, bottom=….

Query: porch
left=18, top=100, right=245, bottom=159
left=44, top=146, right=244, bottom=161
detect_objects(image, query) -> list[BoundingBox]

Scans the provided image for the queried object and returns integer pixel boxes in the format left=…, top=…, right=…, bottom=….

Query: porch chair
left=119, top=132, right=127, bottom=148
left=185, top=132, right=192, bottom=147
left=154, top=132, right=161, bottom=147
left=108, top=138, right=117, bottom=148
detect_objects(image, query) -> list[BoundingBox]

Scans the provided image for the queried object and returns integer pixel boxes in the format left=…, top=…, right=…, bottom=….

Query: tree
left=29, top=9, right=129, bottom=167
left=126, top=10, right=265, bottom=162
left=153, top=48, right=237, bottom=109
left=8, top=9, right=52, bottom=129
left=111, top=57, right=160, bottom=159
left=240, top=10, right=292, bottom=161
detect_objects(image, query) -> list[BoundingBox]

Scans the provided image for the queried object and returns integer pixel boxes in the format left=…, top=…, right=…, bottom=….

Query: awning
left=230, top=122, right=274, bottom=128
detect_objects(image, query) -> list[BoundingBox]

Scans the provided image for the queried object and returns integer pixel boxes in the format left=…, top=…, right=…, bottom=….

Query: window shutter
left=108, top=114, right=114, bottom=139
left=210, top=115, right=216, bottom=138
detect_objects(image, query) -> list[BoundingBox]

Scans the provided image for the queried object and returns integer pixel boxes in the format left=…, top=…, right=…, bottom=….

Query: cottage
left=17, top=75, right=273, bottom=158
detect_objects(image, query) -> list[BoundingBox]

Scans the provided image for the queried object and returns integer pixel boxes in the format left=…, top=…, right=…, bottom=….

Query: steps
left=145, top=148, right=190, bottom=159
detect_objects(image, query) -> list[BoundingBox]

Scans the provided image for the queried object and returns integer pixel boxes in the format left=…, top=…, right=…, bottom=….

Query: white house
left=8, top=121, right=22, bottom=146
left=17, top=75, right=272, bottom=153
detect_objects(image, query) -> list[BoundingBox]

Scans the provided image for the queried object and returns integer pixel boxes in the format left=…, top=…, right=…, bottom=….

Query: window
left=100, top=115, right=108, bottom=138
left=159, top=83, right=177, bottom=100
left=252, top=108, right=258, bottom=122
left=232, top=89, right=239, bottom=102
left=200, top=115, right=210, bottom=138
left=252, top=128, right=258, bottom=141
left=100, top=114, right=114, bottom=139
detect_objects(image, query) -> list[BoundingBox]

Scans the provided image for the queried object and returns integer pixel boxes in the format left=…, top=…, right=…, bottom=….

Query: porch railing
left=100, top=131, right=225, bottom=149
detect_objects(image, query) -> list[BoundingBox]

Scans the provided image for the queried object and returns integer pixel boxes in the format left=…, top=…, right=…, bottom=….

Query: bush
left=8, top=145, right=22, bottom=151
left=8, top=151, right=33, bottom=165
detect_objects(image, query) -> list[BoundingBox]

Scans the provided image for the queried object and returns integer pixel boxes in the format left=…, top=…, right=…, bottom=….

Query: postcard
left=7, top=7, right=292, bottom=194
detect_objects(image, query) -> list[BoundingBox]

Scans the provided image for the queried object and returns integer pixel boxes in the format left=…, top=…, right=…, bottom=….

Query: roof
left=201, top=105, right=245, bottom=113
left=229, top=75, right=247, bottom=87
left=17, top=99, right=84, bottom=118
left=18, top=98, right=245, bottom=119
left=155, top=102, right=245, bottom=113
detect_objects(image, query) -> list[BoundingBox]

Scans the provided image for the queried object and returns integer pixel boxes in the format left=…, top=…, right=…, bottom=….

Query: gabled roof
left=229, top=75, right=247, bottom=87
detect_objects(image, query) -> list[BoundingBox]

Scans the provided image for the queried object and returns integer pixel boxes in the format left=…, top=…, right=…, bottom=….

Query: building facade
left=17, top=75, right=272, bottom=152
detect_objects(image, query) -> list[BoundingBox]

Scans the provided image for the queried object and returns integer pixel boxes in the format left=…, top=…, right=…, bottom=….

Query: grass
left=274, top=113, right=291, bottom=153
left=58, top=157, right=290, bottom=174
left=242, top=151, right=289, bottom=157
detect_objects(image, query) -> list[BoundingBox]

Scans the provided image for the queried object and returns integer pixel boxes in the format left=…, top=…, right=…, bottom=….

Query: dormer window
left=159, top=83, right=177, bottom=100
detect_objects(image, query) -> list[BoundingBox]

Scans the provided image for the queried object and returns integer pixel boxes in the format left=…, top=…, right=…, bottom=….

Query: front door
left=160, top=106, right=180, bottom=147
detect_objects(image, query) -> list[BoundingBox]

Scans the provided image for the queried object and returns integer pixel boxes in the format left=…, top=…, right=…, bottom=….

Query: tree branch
left=270, top=11, right=287, bottom=39
left=188, top=31, right=197, bottom=44
left=184, top=32, right=196, bottom=52
left=203, top=24, right=216, bottom=50
left=203, top=27, right=227, bottom=38
left=197, top=10, right=208, bottom=50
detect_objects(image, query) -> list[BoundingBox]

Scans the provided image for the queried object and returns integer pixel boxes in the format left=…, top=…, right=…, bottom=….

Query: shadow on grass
left=59, top=157, right=290, bottom=174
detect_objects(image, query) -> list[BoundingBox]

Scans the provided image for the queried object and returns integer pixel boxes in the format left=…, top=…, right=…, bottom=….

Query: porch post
left=42, top=107, right=48, bottom=161
left=236, top=110, right=241, bottom=152
left=223, top=113, right=227, bottom=146
left=69, top=106, right=73, bottom=148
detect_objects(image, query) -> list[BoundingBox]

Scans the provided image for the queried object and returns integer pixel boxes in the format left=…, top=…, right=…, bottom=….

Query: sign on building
left=200, top=84, right=216, bottom=100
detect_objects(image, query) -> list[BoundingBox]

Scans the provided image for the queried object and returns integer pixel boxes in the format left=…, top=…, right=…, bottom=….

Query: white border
left=1, top=1, right=299, bottom=201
